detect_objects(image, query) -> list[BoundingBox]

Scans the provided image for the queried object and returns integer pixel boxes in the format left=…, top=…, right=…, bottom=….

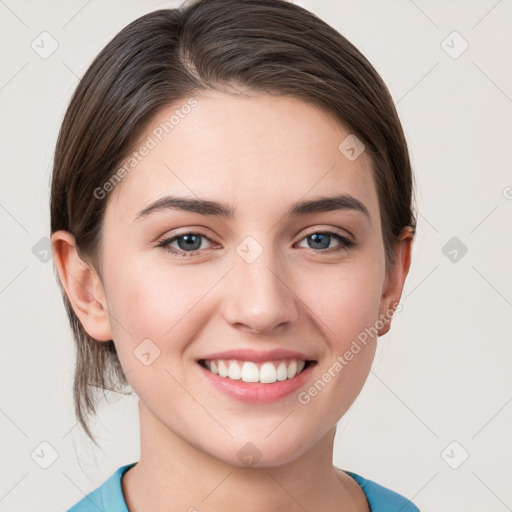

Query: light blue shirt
left=66, top=462, right=420, bottom=511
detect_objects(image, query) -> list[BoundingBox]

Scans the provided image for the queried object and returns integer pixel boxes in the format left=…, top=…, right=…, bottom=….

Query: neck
left=122, top=400, right=367, bottom=511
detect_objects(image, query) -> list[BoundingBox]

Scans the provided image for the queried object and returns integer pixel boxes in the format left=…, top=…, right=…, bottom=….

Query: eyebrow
left=134, top=194, right=370, bottom=222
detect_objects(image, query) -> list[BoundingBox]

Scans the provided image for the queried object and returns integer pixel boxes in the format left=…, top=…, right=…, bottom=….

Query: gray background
left=0, top=0, right=511, bottom=510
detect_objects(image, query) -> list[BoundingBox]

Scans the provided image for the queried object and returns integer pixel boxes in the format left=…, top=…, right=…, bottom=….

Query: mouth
left=196, top=352, right=318, bottom=403
left=198, top=358, right=316, bottom=384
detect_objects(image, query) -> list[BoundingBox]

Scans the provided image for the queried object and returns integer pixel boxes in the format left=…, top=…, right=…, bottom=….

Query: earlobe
left=378, top=226, right=414, bottom=336
left=51, top=230, right=113, bottom=342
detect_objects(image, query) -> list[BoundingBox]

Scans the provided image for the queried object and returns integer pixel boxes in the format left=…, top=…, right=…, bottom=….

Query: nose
left=222, top=244, right=299, bottom=335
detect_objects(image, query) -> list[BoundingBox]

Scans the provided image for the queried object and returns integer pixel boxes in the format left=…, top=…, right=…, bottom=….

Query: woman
left=51, top=0, right=419, bottom=509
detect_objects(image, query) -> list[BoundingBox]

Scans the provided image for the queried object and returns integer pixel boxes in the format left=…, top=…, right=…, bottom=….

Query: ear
left=377, top=226, right=414, bottom=336
left=51, top=230, right=113, bottom=342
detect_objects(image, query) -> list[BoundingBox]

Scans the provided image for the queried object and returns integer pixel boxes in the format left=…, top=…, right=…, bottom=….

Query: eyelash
left=156, top=228, right=357, bottom=258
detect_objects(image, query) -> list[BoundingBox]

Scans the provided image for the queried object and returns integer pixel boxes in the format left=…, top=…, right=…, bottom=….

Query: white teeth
left=218, top=360, right=228, bottom=378
left=228, top=360, right=242, bottom=380
left=260, top=362, right=277, bottom=383
left=287, top=360, right=297, bottom=379
left=276, top=362, right=288, bottom=381
left=203, top=358, right=309, bottom=383
left=241, top=361, right=259, bottom=382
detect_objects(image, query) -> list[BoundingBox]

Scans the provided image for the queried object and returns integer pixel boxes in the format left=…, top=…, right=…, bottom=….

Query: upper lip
left=199, top=348, right=315, bottom=363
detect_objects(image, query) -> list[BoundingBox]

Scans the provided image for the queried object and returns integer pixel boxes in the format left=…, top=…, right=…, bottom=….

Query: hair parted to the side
left=50, top=0, right=417, bottom=444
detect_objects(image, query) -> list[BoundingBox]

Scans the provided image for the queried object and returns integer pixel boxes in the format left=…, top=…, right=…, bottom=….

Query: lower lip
left=197, top=361, right=316, bottom=403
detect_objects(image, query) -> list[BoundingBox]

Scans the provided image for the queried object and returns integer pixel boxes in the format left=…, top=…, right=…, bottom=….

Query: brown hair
left=50, top=0, right=417, bottom=444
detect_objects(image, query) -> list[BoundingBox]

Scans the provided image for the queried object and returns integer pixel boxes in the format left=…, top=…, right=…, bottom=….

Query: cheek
left=103, top=254, right=208, bottom=352
left=295, top=255, right=384, bottom=409
left=103, top=258, right=212, bottom=408
left=103, top=253, right=232, bottom=377
left=296, top=266, right=381, bottom=428
left=302, top=260, right=384, bottom=347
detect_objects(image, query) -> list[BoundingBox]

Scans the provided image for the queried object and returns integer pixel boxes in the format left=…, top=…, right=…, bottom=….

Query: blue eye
left=157, top=233, right=212, bottom=257
left=297, top=231, right=355, bottom=251
left=157, top=229, right=356, bottom=258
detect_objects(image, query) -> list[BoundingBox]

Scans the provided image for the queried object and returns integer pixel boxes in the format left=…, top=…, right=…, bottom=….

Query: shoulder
left=65, top=463, right=136, bottom=512
left=344, top=470, right=420, bottom=512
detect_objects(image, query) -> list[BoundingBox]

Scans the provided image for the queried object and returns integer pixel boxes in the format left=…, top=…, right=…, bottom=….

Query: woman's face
left=97, top=91, right=402, bottom=466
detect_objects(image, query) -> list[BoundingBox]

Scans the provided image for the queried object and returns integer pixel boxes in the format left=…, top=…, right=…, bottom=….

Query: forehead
left=107, top=92, right=379, bottom=225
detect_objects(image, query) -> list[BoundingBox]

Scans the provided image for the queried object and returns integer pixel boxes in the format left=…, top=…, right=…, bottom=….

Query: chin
left=204, top=430, right=316, bottom=469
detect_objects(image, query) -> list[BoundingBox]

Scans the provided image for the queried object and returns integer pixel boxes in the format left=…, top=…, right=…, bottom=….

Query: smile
left=197, top=356, right=317, bottom=403
left=199, top=358, right=313, bottom=384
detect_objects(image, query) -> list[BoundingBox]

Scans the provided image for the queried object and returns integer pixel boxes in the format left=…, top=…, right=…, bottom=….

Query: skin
left=52, top=91, right=413, bottom=511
